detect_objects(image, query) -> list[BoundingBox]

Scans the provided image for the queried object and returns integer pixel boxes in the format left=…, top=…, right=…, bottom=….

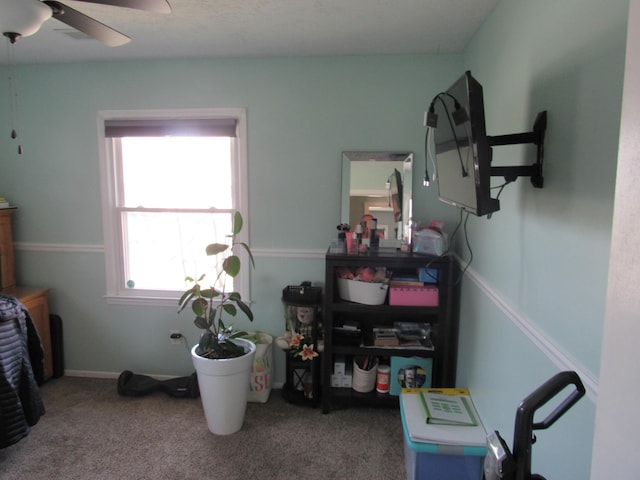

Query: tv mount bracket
left=488, top=110, right=547, bottom=188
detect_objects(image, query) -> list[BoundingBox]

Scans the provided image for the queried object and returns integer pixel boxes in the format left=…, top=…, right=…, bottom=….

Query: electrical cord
left=445, top=209, right=473, bottom=286
left=421, top=209, right=473, bottom=286
left=487, top=179, right=513, bottom=219
left=432, top=93, right=469, bottom=178
left=414, top=209, right=465, bottom=282
left=424, top=94, right=471, bottom=190
left=423, top=126, right=431, bottom=186
left=457, top=211, right=473, bottom=284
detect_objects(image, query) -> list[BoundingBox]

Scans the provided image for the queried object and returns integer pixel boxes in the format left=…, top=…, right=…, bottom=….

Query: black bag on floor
left=49, top=314, right=64, bottom=378
left=117, top=370, right=199, bottom=398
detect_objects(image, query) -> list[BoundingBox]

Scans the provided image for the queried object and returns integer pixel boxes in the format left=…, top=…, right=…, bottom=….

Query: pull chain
left=6, top=35, right=23, bottom=155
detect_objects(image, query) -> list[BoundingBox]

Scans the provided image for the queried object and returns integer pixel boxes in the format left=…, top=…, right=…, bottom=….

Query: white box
left=331, top=372, right=353, bottom=388
left=342, top=365, right=353, bottom=388
left=334, top=355, right=346, bottom=376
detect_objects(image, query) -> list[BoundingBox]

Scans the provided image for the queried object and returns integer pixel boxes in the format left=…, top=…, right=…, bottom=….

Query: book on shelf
left=360, top=327, right=434, bottom=350
left=400, top=388, right=486, bottom=447
left=373, top=329, right=399, bottom=346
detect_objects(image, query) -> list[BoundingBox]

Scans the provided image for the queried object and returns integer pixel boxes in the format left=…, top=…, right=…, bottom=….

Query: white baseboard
left=63, top=369, right=285, bottom=391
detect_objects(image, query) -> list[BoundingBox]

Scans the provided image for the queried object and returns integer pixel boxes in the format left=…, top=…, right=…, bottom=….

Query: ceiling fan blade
left=43, top=1, right=131, bottom=47
left=71, top=0, right=171, bottom=14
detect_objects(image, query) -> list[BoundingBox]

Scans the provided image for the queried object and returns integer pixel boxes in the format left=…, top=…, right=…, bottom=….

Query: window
left=98, top=109, right=248, bottom=305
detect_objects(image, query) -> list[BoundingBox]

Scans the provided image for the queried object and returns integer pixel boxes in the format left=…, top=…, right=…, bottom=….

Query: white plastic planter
left=191, top=338, right=256, bottom=435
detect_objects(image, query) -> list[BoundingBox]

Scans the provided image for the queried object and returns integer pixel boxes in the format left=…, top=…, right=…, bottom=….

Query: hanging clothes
left=0, top=294, right=45, bottom=449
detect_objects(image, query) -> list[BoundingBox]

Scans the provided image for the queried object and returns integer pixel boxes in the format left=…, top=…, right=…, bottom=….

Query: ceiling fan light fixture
left=0, top=0, right=52, bottom=40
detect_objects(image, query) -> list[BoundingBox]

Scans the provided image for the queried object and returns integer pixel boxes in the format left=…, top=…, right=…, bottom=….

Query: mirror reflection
left=341, top=151, right=413, bottom=245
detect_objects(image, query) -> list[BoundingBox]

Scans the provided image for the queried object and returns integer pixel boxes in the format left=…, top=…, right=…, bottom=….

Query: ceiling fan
left=0, top=0, right=172, bottom=46
left=1, top=1, right=170, bottom=155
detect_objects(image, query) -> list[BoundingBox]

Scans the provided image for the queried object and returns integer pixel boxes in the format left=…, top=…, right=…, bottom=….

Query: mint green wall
left=453, top=1, right=628, bottom=479
left=0, top=2, right=629, bottom=477
left=0, top=54, right=463, bottom=380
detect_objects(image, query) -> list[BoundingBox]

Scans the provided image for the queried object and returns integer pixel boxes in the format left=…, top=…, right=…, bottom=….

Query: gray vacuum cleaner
left=484, top=371, right=586, bottom=480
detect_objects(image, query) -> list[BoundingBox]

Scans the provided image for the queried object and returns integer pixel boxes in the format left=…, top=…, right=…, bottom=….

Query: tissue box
left=418, top=268, right=439, bottom=284
left=412, top=230, right=447, bottom=256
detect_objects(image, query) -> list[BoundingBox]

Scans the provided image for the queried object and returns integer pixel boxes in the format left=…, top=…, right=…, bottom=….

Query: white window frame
left=97, top=108, right=249, bottom=306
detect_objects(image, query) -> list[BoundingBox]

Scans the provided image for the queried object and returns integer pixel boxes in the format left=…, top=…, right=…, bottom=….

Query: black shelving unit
left=322, top=248, right=459, bottom=413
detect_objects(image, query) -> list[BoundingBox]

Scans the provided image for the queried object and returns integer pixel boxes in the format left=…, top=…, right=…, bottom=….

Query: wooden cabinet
left=0, top=208, right=16, bottom=290
left=322, top=249, right=459, bottom=413
left=0, top=209, right=53, bottom=380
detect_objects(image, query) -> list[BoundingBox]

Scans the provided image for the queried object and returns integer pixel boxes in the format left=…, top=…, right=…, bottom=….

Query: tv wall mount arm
left=488, top=110, right=547, bottom=188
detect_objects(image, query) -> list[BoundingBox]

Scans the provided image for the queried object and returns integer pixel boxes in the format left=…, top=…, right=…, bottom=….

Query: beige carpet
left=0, top=376, right=407, bottom=479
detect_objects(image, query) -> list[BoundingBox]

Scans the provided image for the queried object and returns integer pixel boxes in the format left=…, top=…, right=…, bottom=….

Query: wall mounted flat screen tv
left=431, top=71, right=500, bottom=217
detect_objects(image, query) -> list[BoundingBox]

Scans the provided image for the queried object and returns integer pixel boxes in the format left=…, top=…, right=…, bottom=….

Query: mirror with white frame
left=341, top=151, right=413, bottom=246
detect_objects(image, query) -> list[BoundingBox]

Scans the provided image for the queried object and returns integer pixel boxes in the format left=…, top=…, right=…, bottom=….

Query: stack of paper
left=400, top=388, right=487, bottom=447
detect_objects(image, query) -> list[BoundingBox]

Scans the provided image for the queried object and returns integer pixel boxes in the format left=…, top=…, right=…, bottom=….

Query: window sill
left=104, top=294, right=180, bottom=308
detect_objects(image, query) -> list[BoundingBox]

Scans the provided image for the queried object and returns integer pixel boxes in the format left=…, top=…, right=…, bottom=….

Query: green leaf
left=235, top=242, right=255, bottom=268
left=199, top=288, right=220, bottom=299
left=232, top=211, right=243, bottom=235
left=223, top=255, right=241, bottom=277
left=222, top=303, right=237, bottom=316
left=236, top=298, right=254, bottom=321
left=205, top=243, right=228, bottom=256
left=198, top=330, right=217, bottom=352
left=191, top=297, right=207, bottom=317
left=193, top=316, right=208, bottom=330
left=177, top=289, right=195, bottom=312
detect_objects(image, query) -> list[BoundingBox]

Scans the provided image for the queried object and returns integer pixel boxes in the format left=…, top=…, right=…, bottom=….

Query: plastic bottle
left=376, top=365, right=391, bottom=393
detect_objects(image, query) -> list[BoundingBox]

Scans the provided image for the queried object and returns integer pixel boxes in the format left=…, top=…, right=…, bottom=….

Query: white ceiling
left=2, top=0, right=500, bottom=65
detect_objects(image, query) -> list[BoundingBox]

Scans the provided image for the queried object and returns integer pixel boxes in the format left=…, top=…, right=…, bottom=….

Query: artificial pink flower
left=289, top=333, right=304, bottom=348
left=300, top=344, right=319, bottom=361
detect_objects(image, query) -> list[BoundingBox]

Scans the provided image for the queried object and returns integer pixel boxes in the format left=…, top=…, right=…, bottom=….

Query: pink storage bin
left=389, top=285, right=439, bottom=306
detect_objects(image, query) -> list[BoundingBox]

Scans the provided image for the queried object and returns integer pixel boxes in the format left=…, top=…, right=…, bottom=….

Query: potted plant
left=178, top=211, right=256, bottom=435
